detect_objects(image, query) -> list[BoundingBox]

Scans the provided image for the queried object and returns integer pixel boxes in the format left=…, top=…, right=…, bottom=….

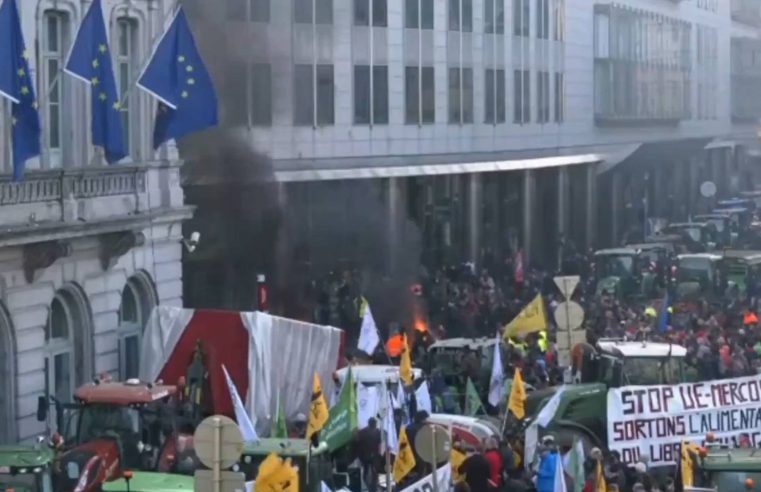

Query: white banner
left=607, top=374, right=761, bottom=467
left=399, top=464, right=452, bottom=492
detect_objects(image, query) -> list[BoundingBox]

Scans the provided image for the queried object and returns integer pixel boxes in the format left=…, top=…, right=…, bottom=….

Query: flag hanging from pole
left=64, top=0, right=126, bottom=163
left=507, top=367, right=527, bottom=419
left=0, top=0, right=41, bottom=180
left=306, top=373, right=329, bottom=440
left=221, top=365, right=258, bottom=442
left=399, top=335, right=414, bottom=386
left=488, top=335, right=504, bottom=407
left=358, top=297, right=380, bottom=356
left=137, top=6, right=217, bottom=148
left=464, top=378, right=484, bottom=416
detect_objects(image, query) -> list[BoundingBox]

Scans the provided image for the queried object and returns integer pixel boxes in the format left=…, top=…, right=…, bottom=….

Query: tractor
left=0, top=440, right=55, bottom=492
left=524, top=339, right=689, bottom=451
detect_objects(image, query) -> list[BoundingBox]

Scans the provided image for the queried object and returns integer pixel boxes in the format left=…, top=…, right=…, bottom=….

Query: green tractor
left=524, top=339, right=689, bottom=450
left=102, top=471, right=194, bottom=492
left=693, top=447, right=761, bottom=492
left=0, top=441, right=56, bottom=492
left=235, top=438, right=334, bottom=492
left=593, top=248, right=660, bottom=299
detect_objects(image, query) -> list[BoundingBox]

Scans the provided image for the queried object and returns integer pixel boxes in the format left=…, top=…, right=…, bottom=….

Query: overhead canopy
left=273, top=153, right=602, bottom=182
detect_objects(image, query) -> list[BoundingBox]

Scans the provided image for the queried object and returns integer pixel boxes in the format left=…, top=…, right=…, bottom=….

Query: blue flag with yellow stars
left=137, top=7, right=218, bottom=149
left=64, top=0, right=126, bottom=163
left=0, top=0, right=41, bottom=181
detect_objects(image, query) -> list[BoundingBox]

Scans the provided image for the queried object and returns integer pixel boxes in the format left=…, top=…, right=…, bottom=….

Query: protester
left=459, top=445, right=493, bottom=492
left=356, top=417, right=381, bottom=492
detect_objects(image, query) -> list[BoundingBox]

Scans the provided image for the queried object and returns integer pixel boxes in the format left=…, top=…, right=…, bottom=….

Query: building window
left=514, top=69, right=530, bottom=123
left=553, top=0, right=565, bottom=41
left=354, top=65, right=389, bottom=125
left=405, top=66, right=435, bottom=124
left=448, top=67, right=473, bottom=124
left=537, top=71, right=550, bottom=123
left=697, top=25, right=717, bottom=120
left=41, top=11, right=68, bottom=166
left=554, top=72, right=564, bottom=122
left=251, top=64, right=272, bottom=126
left=405, top=0, right=434, bottom=29
left=485, top=69, right=506, bottom=123
left=226, top=0, right=270, bottom=22
left=355, top=0, right=387, bottom=26
left=484, top=0, right=505, bottom=34
left=115, top=18, right=137, bottom=159
left=294, top=0, right=332, bottom=24
left=46, top=297, right=74, bottom=408
left=294, top=64, right=334, bottom=126
left=449, top=0, right=473, bottom=32
left=536, top=0, right=549, bottom=39
left=512, top=0, right=529, bottom=37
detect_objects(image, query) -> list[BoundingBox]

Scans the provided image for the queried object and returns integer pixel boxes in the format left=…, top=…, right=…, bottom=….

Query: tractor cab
left=722, top=250, right=761, bottom=297
left=426, top=337, right=496, bottom=392
left=712, top=206, right=754, bottom=235
left=661, top=222, right=719, bottom=251
left=38, top=378, right=183, bottom=491
left=695, top=447, right=761, bottom=492
left=675, top=253, right=726, bottom=301
left=590, top=340, right=688, bottom=387
left=593, top=248, right=640, bottom=298
left=237, top=439, right=333, bottom=492
left=693, top=213, right=734, bottom=247
left=102, top=471, right=194, bottom=492
left=0, top=443, right=55, bottom=492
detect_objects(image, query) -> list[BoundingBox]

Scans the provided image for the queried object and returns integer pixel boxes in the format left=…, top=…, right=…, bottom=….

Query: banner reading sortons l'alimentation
left=607, top=374, right=761, bottom=467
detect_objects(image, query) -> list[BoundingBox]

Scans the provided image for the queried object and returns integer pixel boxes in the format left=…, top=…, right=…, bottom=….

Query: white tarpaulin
left=607, top=374, right=761, bottom=467
left=139, top=306, right=195, bottom=382
left=242, top=311, right=342, bottom=434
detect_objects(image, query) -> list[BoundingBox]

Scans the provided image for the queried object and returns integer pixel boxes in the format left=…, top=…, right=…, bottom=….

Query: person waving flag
left=64, top=0, right=126, bottom=163
left=0, top=0, right=41, bottom=180
left=137, top=6, right=218, bottom=148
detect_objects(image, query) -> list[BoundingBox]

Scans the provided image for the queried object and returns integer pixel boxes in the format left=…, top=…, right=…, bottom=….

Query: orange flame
left=414, top=317, right=428, bottom=333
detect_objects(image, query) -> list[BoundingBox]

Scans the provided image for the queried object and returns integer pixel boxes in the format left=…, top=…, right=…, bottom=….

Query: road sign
left=555, top=330, right=587, bottom=351
left=194, top=470, right=247, bottom=492
left=194, top=415, right=244, bottom=470
left=554, top=301, right=584, bottom=331
left=700, top=181, right=717, bottom=198
left=414, top=423, right=451, bottom=465
left=553, top=276, right=580, bottom=300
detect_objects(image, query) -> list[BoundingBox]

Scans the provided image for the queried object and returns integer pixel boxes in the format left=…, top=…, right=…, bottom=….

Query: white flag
left=535, top=386, right=566, bottom=427
left=395, top=381, right=405, bottom=409
left=524, top=422, right=539, bottom=471
left=415, top=381, right=433, bottom=414
left=321, top=482, right=332, bottom=492
left=357, top=299, right=380, bottom=356
left=554, top=450, right=568, bottom=492
left=245, top=482, right=255, bottom=492
left=222, top=365, right=259, bottom=442
left=384, top=390, right=399, bottom=453
left=488, top=335, right=504, bottom=407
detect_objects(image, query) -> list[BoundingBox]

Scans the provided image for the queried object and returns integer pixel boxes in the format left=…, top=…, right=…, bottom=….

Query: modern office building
left=183, top=0, right=761, bottom=309
left=0, top=0, right=188, bottom=442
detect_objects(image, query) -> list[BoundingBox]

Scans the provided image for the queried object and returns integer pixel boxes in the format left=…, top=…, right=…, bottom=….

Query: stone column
left=387, top=177, right=404, bottom=275
left=611, top=172, right=621, bottom=246
left=522, top=169, right=536, bottom=264
left=557, top=167, right=569, bottom=267
left=467, top=173, right=482, bottom=265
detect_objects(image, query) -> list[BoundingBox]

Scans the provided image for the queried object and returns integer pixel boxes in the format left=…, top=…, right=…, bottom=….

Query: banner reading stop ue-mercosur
left=607, top=374, right=761, bottom=467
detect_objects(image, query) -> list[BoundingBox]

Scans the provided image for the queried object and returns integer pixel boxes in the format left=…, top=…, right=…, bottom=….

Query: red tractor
left=38, top=377, right=201, bottom=492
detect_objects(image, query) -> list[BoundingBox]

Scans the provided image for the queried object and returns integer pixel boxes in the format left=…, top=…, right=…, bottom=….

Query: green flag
left=272, top=393, right=288, bottom=438
left=568, top=438, right=586, bottom=492
left=322, top=368, right=358, bottom=451
left=464, top=378, right=484, bottom=416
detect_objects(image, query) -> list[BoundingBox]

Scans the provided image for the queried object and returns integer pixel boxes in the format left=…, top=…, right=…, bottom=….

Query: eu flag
left=64, top=0, right=126, bottom=163
left=657, top=291, right=670, bottom=332
left=137, top=7, right=218, bottom=149
left=0, top=0, right=41, bottom=181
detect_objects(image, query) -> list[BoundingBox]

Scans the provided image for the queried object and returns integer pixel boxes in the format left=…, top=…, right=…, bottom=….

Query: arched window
left=119, top=274, right=157, bottom=380
left=0, top=302, right=16, bottom=443
left=45, top=296, right=75, bottom=405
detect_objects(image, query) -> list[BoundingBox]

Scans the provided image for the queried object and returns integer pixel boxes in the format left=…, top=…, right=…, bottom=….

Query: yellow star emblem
left=186, top=65, right=194, bottom=73
left=92, top=59, right=100, bottom=68
left=21, top=50, right=29, bottom=60
left=181, top=90, right=189, bottom=99
left=113, top=101, right=121, bottom=110
left=32, top=101, right=38, bottom=109
left=19, top=86, right=29, bottom=95
left=91, top=77, right=99, bottom=86
left=11, top=117, right=17, bottom=126
left=187, top=78, right=195, bottom=85
left=178, top=55, right=186, bottom=63
left=99, top=44, right=107, bottom=53
left=17, top=68, right=25, bottom=78
left=99, top=92, right=107, bottom=101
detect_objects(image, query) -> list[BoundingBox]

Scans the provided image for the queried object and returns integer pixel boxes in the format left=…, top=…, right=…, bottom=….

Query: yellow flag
left=306, top=372, right=329, bottom=440
left=393, top=426, right=416, bottom=483
left=595, top=460, right=606, bottom=492
left=681, top=441, right=700, bottom=487
left=450, top=447, right=466, bottom=483
left=255, top=453, right=299, bottom=492
left=508, top=368, right=527, bottom=419
left=503, top=294, right=547, bottom=339
left=399, top=335, right=414, bottom=386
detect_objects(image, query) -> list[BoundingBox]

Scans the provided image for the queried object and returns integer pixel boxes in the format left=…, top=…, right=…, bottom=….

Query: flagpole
left=385, top=378, right=392, bottom=492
